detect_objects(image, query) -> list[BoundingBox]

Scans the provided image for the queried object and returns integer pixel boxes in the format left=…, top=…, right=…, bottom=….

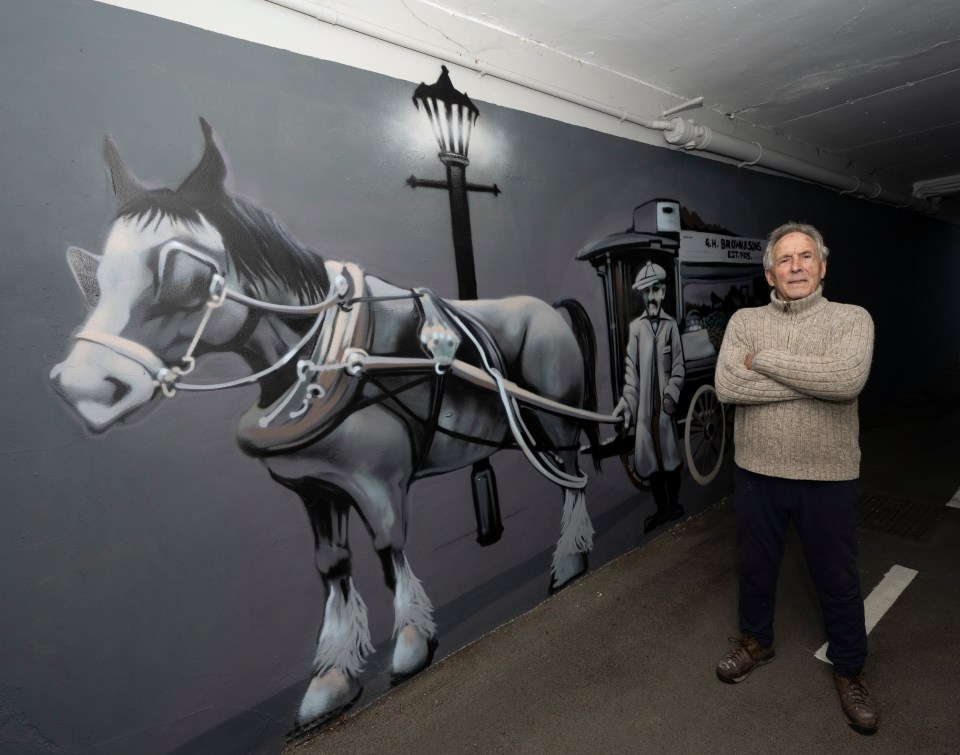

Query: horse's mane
left=116, top=188, right=330, bottom=305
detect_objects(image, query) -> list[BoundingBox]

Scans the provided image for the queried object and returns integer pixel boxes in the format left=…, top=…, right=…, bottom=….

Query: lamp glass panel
left=416, top=91, right=477, bottom=159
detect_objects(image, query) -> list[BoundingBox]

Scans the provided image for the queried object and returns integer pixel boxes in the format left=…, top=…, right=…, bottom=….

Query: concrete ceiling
left=423, top=0, right=960, bottom=203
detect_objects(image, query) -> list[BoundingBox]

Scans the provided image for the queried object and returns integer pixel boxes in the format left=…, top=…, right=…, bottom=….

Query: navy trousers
left=734, top=465, right=868, bottom=674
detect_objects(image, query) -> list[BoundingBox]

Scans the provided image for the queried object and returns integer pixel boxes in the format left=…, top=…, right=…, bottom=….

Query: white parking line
left=948, top=487, right=960, bottom=509
left=815, top=564, right=918, bottom=663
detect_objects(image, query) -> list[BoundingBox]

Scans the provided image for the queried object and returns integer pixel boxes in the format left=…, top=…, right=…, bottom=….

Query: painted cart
left=578, top=198, right=767, bottom=485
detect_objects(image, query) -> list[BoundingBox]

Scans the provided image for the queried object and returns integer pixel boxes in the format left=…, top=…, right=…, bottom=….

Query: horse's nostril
left=105, top=376, right=131, bottom=404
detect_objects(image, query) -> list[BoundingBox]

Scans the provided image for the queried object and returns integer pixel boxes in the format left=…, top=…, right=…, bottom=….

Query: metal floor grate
left=857, top=492, right=944, bottom=541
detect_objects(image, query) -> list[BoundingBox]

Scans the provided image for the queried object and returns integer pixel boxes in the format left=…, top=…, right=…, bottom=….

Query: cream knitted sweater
left=715, top=286, right=874, bottom=481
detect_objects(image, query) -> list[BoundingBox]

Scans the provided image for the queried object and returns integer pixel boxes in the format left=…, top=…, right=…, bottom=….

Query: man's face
left=765, top=232, right=826, bottom=301
left=641, top=281, right=665, bottom=317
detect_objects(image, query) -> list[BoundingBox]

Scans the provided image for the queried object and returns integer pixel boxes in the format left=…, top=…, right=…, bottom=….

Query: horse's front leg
left=299, top=570, right=373, bottom=724
left=268, top=475, right=372, bottom=725
left=321, top=409, right=439, bottom=682
left=338, top=474, right=438, bottom=680
left=379, top=549, right=437, bottom=679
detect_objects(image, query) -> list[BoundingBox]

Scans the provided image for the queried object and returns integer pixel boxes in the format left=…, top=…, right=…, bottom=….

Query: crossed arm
left=714, top=308, right=874, bottom=405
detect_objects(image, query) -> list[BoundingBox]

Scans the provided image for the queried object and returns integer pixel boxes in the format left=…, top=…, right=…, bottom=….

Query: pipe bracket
left=737, top=142, right=763, bottom=167
left=838, top=177, right=860, bottom=196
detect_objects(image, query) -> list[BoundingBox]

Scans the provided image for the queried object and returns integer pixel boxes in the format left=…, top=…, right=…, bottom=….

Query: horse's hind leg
left=523, top=412, right=595, bottom=591
left=379, top=549, right=437, bottom=679
left=551, top=486, right=594, bottom=591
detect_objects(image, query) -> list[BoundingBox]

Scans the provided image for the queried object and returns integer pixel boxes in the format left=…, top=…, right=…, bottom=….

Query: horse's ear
left=66, top=246, right=101, bottom=308
left=104, top=135, right=145, bottom=208
left=177, top=117, right=227, bottom=202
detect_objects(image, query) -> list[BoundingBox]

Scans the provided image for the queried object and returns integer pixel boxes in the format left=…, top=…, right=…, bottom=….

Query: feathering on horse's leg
left=270, top=479, right=370, bottom=725
left=550, top=486, right=594, bottom=592
left=297, top=572, right=373, bottom=725
left=379, top=549, right=438, bottom=680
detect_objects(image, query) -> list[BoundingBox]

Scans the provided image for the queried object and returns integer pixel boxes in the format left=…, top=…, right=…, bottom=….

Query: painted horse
left=50, top=119, right=606, bottom=726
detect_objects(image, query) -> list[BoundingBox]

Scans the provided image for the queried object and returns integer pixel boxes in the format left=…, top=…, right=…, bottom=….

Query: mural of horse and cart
left=49, top=120, right=766, bottom=729
left=49, top=119, right=620, bottom=726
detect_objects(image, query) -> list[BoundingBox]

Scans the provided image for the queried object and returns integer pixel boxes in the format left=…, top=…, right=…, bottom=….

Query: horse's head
left=50, top=119, right=252, bottom=432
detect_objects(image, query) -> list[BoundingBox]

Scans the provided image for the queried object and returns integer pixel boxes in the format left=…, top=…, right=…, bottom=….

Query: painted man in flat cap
left=614, top=260, right=686, bottom=532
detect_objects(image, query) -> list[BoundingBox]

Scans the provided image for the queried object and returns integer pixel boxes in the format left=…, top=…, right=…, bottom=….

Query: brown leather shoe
left=716, top=633, right=775, bottom=683
left=833, top=670, right=880, bottom=734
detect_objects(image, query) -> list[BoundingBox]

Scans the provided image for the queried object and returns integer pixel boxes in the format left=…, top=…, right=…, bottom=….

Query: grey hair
left=763, top=222, right=830, bottom=271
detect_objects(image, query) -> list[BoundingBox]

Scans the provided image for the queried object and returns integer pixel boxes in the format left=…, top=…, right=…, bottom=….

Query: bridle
left=74, top=245, right=351, bottom=398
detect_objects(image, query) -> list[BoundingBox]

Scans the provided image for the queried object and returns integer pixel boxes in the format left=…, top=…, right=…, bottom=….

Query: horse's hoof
left=391, top=625, right=437, bottom=680
left=550, top=551, right=588, bottom=593
left=296, top=668, right=361, bottom=726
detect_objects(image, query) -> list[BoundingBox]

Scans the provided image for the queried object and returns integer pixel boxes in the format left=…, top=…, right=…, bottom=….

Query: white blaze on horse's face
left=50, top=213, right=228, bottom=432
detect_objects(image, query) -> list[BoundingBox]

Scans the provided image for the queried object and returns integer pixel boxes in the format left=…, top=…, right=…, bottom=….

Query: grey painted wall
left=1, top=1, right=958, bottom=753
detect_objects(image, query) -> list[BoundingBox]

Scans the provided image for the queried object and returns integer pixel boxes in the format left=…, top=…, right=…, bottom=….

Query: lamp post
left=408, top=65, right=503, bottom=544
left=408, top=65, right=500, bottom=300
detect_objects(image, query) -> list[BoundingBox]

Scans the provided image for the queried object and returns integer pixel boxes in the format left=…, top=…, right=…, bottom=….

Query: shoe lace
left=841, top=673, right=871, bottom=706
left=724, top=636, right=750, bottom=662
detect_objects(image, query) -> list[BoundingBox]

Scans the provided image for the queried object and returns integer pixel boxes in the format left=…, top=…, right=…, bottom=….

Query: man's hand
left=613, top=397, right=632, bottom=428
left=663, top=395, right=676, bottom=416
left=744, top=352, right=756, bottom=370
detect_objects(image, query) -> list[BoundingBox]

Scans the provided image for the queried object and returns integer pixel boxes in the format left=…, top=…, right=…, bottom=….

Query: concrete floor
left=288, top=368, right=960, bottom=755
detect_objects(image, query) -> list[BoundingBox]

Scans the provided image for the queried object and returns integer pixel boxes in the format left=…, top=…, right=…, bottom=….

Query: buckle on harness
left=209, top=274, right=227, bottom=307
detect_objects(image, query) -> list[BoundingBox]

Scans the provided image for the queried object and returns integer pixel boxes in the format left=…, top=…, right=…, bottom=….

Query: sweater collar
left=768, top=285, right=826, bottom=315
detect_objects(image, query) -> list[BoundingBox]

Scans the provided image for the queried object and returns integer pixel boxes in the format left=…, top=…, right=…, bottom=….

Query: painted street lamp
left=408, top=65, right=503, bottom=544
left=408, top=65, right=500, bottom=300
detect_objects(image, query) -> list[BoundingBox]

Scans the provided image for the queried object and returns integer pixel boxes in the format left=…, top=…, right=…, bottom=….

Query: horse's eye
left=155, top=249, right=216, bottom=312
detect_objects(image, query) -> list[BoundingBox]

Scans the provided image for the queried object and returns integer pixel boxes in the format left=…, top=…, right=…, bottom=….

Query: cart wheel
left=684, top=384, right=726, bottom=485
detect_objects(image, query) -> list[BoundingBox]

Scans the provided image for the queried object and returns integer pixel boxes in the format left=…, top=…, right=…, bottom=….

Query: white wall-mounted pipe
left=663, top=119, right=934, bottom=212
left=914, top=173, right=960, bottom=198
left=266, top=0, right=934, bottom=214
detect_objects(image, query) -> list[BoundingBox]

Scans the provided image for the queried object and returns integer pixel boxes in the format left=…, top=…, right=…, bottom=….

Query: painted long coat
left=621, top=312, right=686, bottom=476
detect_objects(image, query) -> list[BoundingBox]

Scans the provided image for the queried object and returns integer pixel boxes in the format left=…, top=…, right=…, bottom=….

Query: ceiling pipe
left=265, top=0, right=935, bottom=214
left=662, top=118, right=934, bottom=212
left=914, top=173, right=960, bottom=199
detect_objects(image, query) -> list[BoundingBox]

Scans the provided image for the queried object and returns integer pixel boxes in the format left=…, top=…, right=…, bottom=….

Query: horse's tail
left=553, top=297, right=603, bottom=474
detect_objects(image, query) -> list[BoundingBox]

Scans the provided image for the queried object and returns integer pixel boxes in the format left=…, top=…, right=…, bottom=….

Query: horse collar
left=236, top=262, right=372, bottom=454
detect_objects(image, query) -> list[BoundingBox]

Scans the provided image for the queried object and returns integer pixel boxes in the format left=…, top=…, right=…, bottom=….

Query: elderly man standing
left=614, top=260, right=686, bottom=533
left=713, top=222, right=878, bottom=734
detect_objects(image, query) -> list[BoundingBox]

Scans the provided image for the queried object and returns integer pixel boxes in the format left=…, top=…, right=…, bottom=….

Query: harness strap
left=182, top=312, right=326, bottom=392
left=339, top=350, right=617, bottom=490
left=222, top=273, right=349, bottom=315
left=343, top=353, right=618, bottom=424
left=405, top=293, right=449, bottom=473
left=448, top=360, right=619, bottom=424
left=75, top=329, right=166, bottom=376
left=448, top=308, right=588, bottom=489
